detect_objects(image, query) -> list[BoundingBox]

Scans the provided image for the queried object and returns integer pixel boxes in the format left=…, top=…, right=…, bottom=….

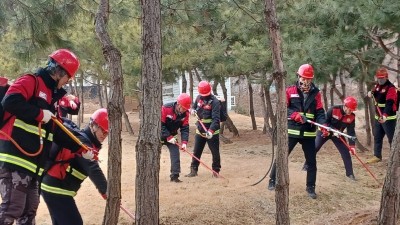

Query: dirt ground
left=35, top=110, right=394, bottom=225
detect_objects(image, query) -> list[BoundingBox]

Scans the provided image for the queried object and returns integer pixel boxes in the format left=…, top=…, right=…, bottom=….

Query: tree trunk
left=247, top=75, right=257, bottom=130
left=264, top=0, right=290, bottom=224
left=260, top=84, right=270, bottom=134
left=189, top=69, right=194, bottom=102
left=122, top=104, right=134, bottom=134
left=321, top=82, right=328, bottom=110
left=263, top=77, right=276, bottom=135
left=360, top=78, right=373, bottom=147
left=378, top=115, right=400, bottom=224
left=194, top=67, right=202, bottom=82
left=79, top=78, right=84, bottom=124
left=95, top=1, right=124, bottom=224
left=219, top=79, right=239, bottom=137
left=135, top=0, right=162, bottom=224
left=103, top=82, right=109, bottom=106
left=181, top=71, right=187, bottom=93
left=97, top=79, right=104, bottom=108
left=338, top=70, right=346, bottom=97
left=329, top=74, right=336, bottom=106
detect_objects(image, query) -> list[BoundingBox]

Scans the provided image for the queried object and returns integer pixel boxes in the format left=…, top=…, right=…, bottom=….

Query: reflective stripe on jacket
left=0, top=71, right=65, bottom=177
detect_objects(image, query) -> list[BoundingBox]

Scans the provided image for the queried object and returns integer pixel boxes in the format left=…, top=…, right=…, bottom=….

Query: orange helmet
left=91, top=108, right=108, bottom=132
left=177, top=93, right=191, bottom=110
left=198, top=81, right=211, bottom=96
left=49, top=49, right=80, bottom=78
left=297, top=64, right=314, bottom=79
left=375, top=67, right=388, bottom=79
left=344, top=96, right=357, bottom=111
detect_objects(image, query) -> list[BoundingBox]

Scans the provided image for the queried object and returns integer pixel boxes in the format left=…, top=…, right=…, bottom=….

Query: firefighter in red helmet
left=303, top=96, right=358, bottom=181
left=161, top=93, right=191, bottom=182
left=268, top=64, right=326, bottom=199
left=0, top=49, right=80, bottom=224
left=366, top=67, right=398, bottom=163
left=186, top=81, right=222, bottom=178
left=41, top=108, right=108, bottom=225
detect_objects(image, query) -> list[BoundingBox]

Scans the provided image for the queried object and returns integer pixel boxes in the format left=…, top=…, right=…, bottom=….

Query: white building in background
left=162, top=75, right=234, bottom=111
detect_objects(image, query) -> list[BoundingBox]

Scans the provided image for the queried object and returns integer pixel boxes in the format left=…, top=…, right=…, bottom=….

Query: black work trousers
left=190, top=133, right=221, bottom=172
left=315, top=131, right=353, bottom=176
left=270, top=137, right=317, bottom=187
left=41, top=191, right=83, bottom=225
left=373, top=119, right=396, bottom=159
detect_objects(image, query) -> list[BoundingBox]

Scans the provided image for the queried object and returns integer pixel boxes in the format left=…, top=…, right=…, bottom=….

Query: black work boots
left=306, top=186, right=317, bottom=199
left=268, top=179, right=276, bottom=191
left=170, top=175, right=182, bottom=183
left=185, top=167, right=198, bottom=177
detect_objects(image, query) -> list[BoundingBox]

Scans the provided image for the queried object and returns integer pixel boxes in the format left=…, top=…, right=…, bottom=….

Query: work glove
left=69, top=100, right=77, bottom=110
left=367, top=91, right=373, bottom=98
left=42, top=110, right=54, bottom=124
left=180, top=143, right=187, bottom=151
left=290, top=112, right=307, bottom=124
left=66, top=94, right=76, bottom=101
left=332, top=132, right=340, bottom=138
left=349, top=146, right=356, bottom=155
left=167, top=136, right=177, bottom=145
left=378, top=115, right=387, bottom=124
left=82, top=149, right=95, bottom=161
left=101, top=193, right=107, bottom=200
left=320, top=127, right=330, bottom=138
left=190, top=109, right=197, bottom=116
left=205, top=130, right=213, bottom=139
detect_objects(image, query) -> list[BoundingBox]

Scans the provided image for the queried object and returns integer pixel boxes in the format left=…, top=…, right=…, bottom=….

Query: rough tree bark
left=181, top=71, right=187, bottom=93
left=97, top=79, right=104, bottom=108
left=378, top=115, right=400, bottom=224
left=95, top=0, right=124, bottom=224
left=321, top=82, right=328, bottom=110
left=264, top=0, right=290, bottom=224
left=338, top=70, right=346, bottom=98
left=135, top=0, right=162, bottom=224
left=262, top=76, right=276, bottom=135
left=189, top=69, right=194, bottom=102
left=219, top=78, right=239, bottom=138
left=246, top=75, right=257, bottom=130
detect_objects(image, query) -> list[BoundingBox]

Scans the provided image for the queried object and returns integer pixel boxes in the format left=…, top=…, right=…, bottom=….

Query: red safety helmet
left=91, top=108, right=108, bottom=132
left=177, top=93, right=191, bottom=110
left=375, top=67, right=388, bottom=79
left=297, top=64, right=314, bottom=79
left=344, top=96, right=358, bottom=111
left=198, top=81, right=211, bottom=96
left=49, top=49, right=80, bottom=78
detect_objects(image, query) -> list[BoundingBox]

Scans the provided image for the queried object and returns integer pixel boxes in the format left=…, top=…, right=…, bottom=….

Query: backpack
left=0, top=74, right=38, bottom=128
left=0, top=79, right=10, bottom=127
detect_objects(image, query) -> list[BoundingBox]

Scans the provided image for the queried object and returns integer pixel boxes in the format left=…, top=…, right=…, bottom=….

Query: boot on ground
left=306, top=186, right=317, bottom=199
left=185, top=168, right=198, bottom=177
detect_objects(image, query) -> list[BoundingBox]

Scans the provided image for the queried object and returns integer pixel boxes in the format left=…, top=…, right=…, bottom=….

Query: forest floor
left=36, top=109, right=395, bottom=225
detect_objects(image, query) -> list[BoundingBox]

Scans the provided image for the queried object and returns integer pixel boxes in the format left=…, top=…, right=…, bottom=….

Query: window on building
left=230, top=96, right=236, bottom=106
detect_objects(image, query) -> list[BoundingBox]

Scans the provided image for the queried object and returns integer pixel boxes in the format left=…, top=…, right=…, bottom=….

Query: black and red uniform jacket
left=41, top=119, right=107, bottom=197
left=0, top=68, right=69, bottom=177
left=287, top=83, right=326, bottom=138
left=161, top=102, right=189, bottom=144
left=193, top=95, right=221, bottom=134
left=325, top=105, right=356, bottom=146
left=372, top=80, right=397, bottom=120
